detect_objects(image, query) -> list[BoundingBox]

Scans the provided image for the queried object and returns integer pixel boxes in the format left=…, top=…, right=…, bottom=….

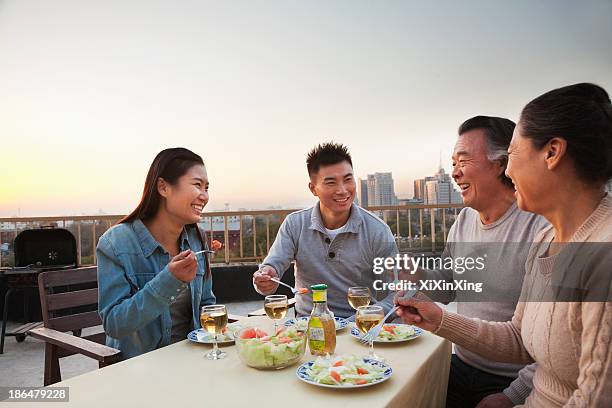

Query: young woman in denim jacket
left=96, top=148, right=215, bottom=358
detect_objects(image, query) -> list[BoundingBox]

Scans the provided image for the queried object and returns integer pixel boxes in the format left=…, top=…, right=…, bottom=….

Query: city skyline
left=1, top=161, right=452, bottom=217
left=1, top=1, right=611, bottom=217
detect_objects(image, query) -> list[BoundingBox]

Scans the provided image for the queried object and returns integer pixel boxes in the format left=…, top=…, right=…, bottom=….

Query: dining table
left=3, top=315, right=451, bottom=407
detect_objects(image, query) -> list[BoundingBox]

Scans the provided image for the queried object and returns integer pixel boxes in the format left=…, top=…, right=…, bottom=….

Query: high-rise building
left=422, top=167, right=462, bottom=205
left=366, top=172, right=398, bottom=206
left=414, top=176, right=436, bottom=200
left=357, top=178, right=368, bottom=207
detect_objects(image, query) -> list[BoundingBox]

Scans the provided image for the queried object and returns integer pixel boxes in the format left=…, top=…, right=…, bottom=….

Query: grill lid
left=14, top=227, right=78, bottom=268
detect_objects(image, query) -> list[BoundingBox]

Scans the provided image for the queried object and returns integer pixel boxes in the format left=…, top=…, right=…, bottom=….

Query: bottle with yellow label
left=307, top=284, right=336, bottom=356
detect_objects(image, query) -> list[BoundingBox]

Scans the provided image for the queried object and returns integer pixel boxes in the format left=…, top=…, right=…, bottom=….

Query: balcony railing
left=0, top=203, right=462, bottom=267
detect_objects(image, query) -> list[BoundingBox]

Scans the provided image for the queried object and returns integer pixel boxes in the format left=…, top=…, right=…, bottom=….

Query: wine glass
left=348, top=287, right=371, bottom=311
left=356, top=305, right=384, bottom=360
left=200, top=304, right=228, bottom=360
left=264, top=294, right=288, bottom=333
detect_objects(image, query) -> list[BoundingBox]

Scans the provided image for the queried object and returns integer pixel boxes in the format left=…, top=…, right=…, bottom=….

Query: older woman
left=97, top=148, right=215, bottom=359
left=397, top=83, right=611, bottom=407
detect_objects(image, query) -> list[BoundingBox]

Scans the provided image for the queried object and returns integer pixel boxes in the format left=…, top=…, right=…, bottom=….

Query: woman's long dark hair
left=520, top=83, right=612, bottom=184
left=120, top=147, right=212, bottom=278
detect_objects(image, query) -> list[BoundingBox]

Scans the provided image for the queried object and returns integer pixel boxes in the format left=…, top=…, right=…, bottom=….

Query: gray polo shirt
left=262, top=202, right=398, bottom=318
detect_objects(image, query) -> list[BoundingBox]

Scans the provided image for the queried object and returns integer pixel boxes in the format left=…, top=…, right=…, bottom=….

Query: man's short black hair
left=306, top=142, right=353, bottom=177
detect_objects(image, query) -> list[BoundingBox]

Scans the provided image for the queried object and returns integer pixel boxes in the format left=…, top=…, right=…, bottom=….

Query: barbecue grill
left=0, top=226, right=78, bottom=353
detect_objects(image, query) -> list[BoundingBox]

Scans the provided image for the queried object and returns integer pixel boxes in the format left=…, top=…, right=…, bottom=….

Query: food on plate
left=305, top=355, right=387, bottom=386
left=376, top=324, right=416, bottom=341
left=195, top=322, right=242, bottom=342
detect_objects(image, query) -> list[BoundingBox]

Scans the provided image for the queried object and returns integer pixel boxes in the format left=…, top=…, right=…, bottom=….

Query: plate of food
left=284, top=316, right=348, bottom=331
left=296, top=355, right=392, bottom=388
left=187, top=322, right=244, bottom=345
left=350, top=323, right=422, bottom=343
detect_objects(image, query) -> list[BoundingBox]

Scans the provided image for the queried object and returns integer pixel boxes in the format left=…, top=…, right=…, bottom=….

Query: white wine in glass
left=264, top=294, right=288, bottom=332
left=356, top=305, right=384, bottom=360
left=200, top=305, right=228, bottom=360
left=348, top=287, right=371, bottom=310
left=264, top=302, right=288, bottom=320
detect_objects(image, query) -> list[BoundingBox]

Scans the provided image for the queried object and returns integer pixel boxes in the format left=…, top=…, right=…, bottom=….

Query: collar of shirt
left=132, top=219, right=193, bottom=258
left=309, top=202, right=364, bottom=235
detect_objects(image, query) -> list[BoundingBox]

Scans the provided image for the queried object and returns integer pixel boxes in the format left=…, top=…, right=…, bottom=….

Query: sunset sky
left=1, top=0, right=611, bottom=216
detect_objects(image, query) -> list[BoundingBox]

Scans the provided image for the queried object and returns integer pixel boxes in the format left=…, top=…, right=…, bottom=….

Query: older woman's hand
left=169, top=250, right=198, bottom=283
left=395, top=291, right=444, bottom=332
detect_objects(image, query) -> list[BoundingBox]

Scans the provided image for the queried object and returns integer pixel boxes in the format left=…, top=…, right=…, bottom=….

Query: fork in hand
left=270, top=277, right=309, bottom=295
left=359, top=289, right=417, bottom=345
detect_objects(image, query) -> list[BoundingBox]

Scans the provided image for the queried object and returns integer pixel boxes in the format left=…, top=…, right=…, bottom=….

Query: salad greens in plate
left=296, top=355, right=392, bottom=388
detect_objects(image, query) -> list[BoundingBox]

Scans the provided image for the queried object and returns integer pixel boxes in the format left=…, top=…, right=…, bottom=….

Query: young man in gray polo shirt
left=253, top=142, right=397, bottom=318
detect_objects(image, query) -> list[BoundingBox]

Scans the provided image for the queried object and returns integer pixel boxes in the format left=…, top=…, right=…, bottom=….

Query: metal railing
left=0, top=203, right=462, bottom=267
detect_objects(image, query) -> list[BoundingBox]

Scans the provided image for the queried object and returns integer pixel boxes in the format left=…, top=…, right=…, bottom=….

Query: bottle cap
left=311, top=284, right=328, bottom=291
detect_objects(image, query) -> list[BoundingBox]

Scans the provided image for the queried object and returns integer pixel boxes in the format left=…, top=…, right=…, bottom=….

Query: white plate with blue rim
left=187, top=322, right=243, bottom=345
left=350, top=323, right=423, bottom=343
left=284, top=316, right=348, bottom=332
left=296, top=358, right=393, bottom=388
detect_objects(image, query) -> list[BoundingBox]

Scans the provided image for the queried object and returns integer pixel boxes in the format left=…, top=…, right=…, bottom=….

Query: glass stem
left=213, top=334, right=219, bottom=356
left=369, top=340, right=374, bottom=358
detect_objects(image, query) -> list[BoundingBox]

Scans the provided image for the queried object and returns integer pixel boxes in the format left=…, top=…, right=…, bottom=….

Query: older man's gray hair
left=458, top=116, right=516, bottom=188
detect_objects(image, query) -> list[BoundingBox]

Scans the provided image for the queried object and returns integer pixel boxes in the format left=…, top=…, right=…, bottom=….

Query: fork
left=270, top=277, right=308, bottom=295
left=359, top=289, right=417, bottom=344
left=193, top=249, right=215, bottom=255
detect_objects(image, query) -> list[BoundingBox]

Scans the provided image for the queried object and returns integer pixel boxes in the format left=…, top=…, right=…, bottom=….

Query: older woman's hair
left=519, top=83, right=612, bottom=184
left=458, top=115, right=516, bottom=188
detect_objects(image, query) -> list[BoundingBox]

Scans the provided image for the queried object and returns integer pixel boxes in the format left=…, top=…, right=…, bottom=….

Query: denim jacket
left=96, top=219, right=215, bottom=359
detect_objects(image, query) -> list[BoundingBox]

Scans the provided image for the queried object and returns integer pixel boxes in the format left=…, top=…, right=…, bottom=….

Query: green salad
left=306, top=355, right=387, bottom=386
left=376, top=324, right=416, bottom=341
left=237, top=326, right=305, bottom=368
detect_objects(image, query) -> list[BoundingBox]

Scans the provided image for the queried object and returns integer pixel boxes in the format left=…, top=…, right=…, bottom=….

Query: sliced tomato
left=383, top=325, right=395, bottom=333
left=357, top=367, right=369, bottom=375
left=353, top=379, right=367, bottom=385
left=275, top=327, right=285, bottom=336
left=332, top=361, right=344, bottom=367
left=330, top=371, right=342, bottom=383
left=240, top=328, right=268, bottom=339
left=259, top=336, right=271, bottom=342
left=240, top=328, right=256, bottom=339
